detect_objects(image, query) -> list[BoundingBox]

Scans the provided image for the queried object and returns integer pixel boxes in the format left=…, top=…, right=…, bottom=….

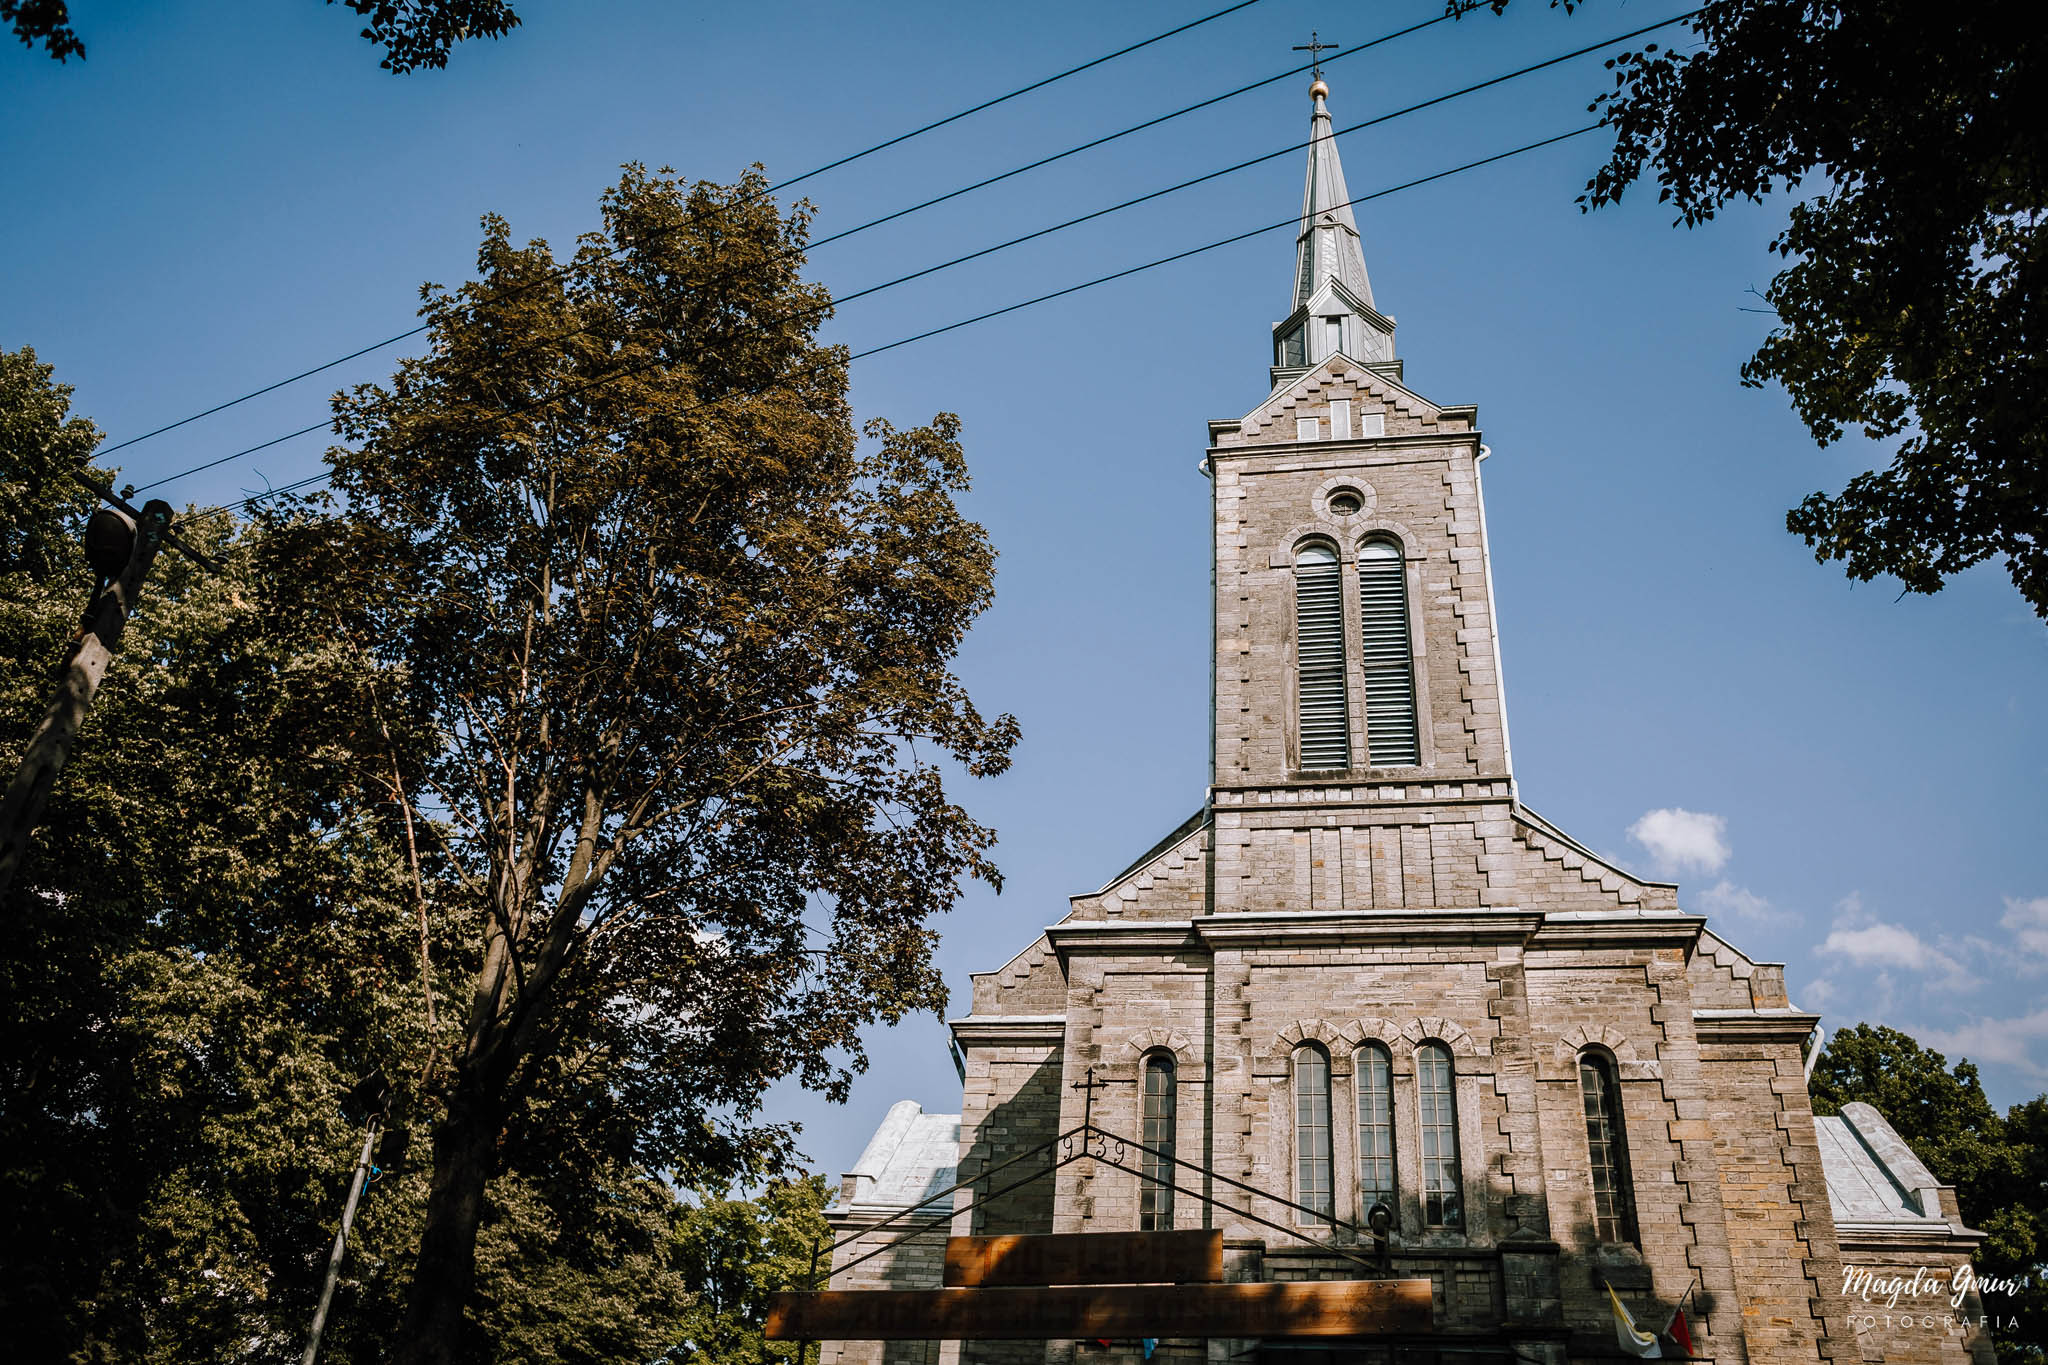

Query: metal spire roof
left=1292, top=78, right=1374, bottom=312
left=1269, top=77, right=1395, bottom=385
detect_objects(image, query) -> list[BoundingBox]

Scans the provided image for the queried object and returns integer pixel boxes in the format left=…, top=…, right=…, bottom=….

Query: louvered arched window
left=1293, top=1045, right=1334, bottom=1223
left=1357, top=538, right=1419, bottom=766
left=1578, top=1051, right=1637, bottom=1244
left=1295, top=543, right=1349, bottom=769
left=1139, top=1053, right=1177, bottom=1230
left=1417, top=1042, right=1463, bottom=1229
left=1356, top=1043, right=1396, bottom=1221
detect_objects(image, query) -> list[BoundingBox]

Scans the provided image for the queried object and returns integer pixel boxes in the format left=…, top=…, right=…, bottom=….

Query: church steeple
left=1271, top=76, right=1396, bottom=387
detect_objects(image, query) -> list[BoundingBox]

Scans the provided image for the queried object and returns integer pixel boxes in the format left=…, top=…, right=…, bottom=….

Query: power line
left=767, top=0, right=1267, bottom=198
left=135, top=9, right=1431, bottom=491
left=137, top=420, right=333, bottom=491
left=96, top=0, right=1268, bottom=462
left=182, top=120, right=1604, bottom=529
left=806, top=8, right=1460, bottom=252
left=848, top=125, right=1606, bottom=362
left=141, top=11, right=1691, bottom=497
left=831, top=11, right=1695, bottom=307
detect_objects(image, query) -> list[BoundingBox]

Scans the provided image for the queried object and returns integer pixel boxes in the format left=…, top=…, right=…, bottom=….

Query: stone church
left=820, top=79, right=1991, bottom=1365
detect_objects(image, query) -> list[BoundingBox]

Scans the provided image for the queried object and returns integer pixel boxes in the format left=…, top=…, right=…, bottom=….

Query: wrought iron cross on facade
left=1071, top=1064, right=1109, bottom=1128
left=1293, top=30, right=1340, bottom=80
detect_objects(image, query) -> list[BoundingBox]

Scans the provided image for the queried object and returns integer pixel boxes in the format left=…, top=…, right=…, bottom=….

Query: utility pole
left=0, top=474, right=216, bottom=904
left=302, top=1113, right=382, bottom=1365
left=303, top=1070, right=393, bottom=1365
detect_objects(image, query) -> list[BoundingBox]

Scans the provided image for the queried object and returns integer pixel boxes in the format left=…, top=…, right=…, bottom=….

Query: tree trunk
left=391, top=1090, right=500, bottom=1365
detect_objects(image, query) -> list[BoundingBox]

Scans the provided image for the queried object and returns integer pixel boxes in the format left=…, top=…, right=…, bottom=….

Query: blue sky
left=7, top=0, right=2045, bottom=1183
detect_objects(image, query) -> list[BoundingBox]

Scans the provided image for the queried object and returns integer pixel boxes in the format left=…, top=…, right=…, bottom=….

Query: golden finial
left=1294, top=31, right=1339, bottom=101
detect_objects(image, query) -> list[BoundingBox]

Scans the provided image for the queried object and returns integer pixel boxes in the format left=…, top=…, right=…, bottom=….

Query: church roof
left=831, top=1100, right=959, bottom=1214
left=1815, top=1101, right=1981, bottom=1247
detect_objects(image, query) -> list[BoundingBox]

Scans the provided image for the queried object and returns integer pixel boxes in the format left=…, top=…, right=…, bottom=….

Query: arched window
left=1357, top=538, right=1419, bottom=766
left=1416, top=1042, right=1463, bottom=1229
left=1295, top=543, right=1350, bottom=769
left=1578, top=1051, right=1637, bottom=1244
left=1355, top=1043, right=1396, bottom=1221
left=1292, top=1046, right=1334, bottom=1223
left=1139, top=1053, right=1177, bottom=1230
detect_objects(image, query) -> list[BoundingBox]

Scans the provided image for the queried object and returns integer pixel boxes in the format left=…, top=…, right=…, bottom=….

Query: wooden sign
left=944, top=1231, right=1223, bottom=1287
left=764, top=1278, right=1432, bottom=1341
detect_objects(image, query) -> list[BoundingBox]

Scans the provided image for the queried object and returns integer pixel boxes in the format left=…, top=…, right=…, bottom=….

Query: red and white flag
left=1665, top=1298, right=1697, bottom=1357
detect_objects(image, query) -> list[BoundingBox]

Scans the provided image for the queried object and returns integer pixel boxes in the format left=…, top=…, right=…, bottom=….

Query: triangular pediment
left=1306, top=278, right=1379, bottom=326
left=1219, top=353, right=1474, bottom=449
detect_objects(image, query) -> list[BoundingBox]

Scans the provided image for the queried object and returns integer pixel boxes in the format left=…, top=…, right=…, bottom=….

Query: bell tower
left=1204, top=76, right=1517, bottom=913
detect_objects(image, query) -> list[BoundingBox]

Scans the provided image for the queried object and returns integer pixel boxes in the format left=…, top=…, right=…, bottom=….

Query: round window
left=1328, top=489, right=1363, bottom=516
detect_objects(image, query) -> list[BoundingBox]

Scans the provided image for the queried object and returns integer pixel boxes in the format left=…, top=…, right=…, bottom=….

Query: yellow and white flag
left=1608, top=1284, right=1663, bottom=1358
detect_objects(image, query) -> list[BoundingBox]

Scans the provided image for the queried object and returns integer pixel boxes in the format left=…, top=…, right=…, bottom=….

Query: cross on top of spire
left=1292, top=30, right=1340, bottom=81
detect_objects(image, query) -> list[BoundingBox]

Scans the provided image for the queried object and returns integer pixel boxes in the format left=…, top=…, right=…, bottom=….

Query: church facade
left=821, top=80, right=1992, bottom=1365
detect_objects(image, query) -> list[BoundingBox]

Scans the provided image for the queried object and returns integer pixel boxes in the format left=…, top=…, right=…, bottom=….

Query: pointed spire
left=1271, top=77, right=1394, bottom=383
left=1293, top=78, right=1374, bottom=312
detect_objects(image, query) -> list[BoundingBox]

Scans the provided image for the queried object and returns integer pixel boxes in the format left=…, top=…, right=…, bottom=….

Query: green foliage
left=666, top=1177, right=832, bottom=1365
left=1476, top=0, right=2048, bottom=618
left=0, top=347, right=786, bottom=1363
left=1, top=346, right=420, bottom=1360
left=0, top=346, right=99, bottom=575
left=1, top=1, right=81, bottom=61
left=3, top=161, right=1006, bottom=1360
left=5, top=0, right=521, bottom=69
left=332, top=1, right=521, bottom=72
left=255, top=162, right=1011, bottom=1363
left=1811, top=1024, right=2047, bottom=1364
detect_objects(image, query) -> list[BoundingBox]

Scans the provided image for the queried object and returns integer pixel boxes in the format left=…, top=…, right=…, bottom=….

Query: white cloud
left=1815, top=897, right=1974, bottom=991
left=1801, top=977, right=1839, bottom=1010
left=1696, top=879, right=1783, bottom=924
left=1627, top=808, right=1731, bottom=875
left=1820, top=921, right=1936, bottom=970
left=2000, top=896, right=2048, bottom=970
left=1922, top=1009, right=2048, bottom=1077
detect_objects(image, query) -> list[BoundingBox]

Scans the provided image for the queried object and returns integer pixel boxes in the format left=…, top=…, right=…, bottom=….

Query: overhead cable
left=95, top=0, right=1270, bottom=461
left=181, top=121, right=1605, bottom=528
left=140, top=10, right=1693, bottom=495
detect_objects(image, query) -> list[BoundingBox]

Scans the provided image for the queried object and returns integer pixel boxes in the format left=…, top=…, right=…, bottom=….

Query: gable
left=1505, top=806, right=1680, bottom=914
left=1688, top=927, right=1793, bottom=1010
left=1218, top=354, right=1475, bottom=450
left=1066, top=810, right=1209, bottom=922
left=966, top=934, right=1067, bottom=1015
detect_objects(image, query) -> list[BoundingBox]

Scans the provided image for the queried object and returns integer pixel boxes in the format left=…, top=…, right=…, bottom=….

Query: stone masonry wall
left=953, top=1039, right=1061, bottom=1239
left=1836, top=1245, right=1998, bottom=1365
left=1702, top=1035, right=1850, bottom=1365
left=1526, top=942, right=1756, bottom=1365
left=819, top=1217, right=949, bottom=1365
left=1204, top=791, right=1677, bottom=918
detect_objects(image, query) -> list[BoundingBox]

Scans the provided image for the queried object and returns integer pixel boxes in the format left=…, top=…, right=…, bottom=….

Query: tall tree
left=666, top=1176, right=833, bottom=1365
left=0, top=345, right=423, bottom=1360
left=1, top=348, right=720, bottom=1362
left=6, top=0, right=521, bottom=70
left=1811, top=1024, right=2047, bottom=1364
left=1474, top=0, right=2048, bottom=618
left=262, top=164, right=1015, bottom=1363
